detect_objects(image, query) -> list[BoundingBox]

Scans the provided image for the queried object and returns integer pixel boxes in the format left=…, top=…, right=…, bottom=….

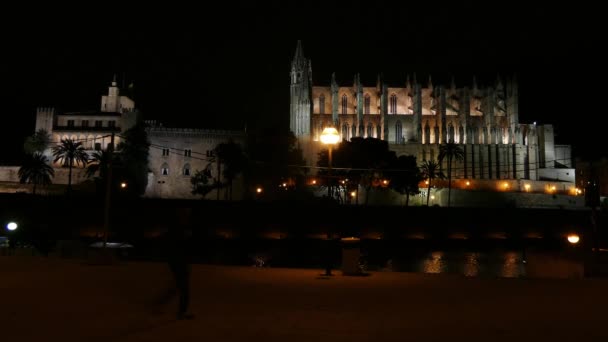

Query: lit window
left=341, top=95, right=348, bottom=115
left=390, top=94, right=397, bottom=114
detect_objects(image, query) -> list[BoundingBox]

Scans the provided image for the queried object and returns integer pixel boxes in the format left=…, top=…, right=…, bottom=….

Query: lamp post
left=320, top=127, right=340, bottom=198
left=320, top=127, right=340, bottom=276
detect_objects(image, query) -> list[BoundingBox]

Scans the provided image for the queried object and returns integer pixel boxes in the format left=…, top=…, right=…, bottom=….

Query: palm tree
left=420, top=160, right=443, bottom=206
left=52, top=138, right=89, bottom=194
left=438, top=142, right=465, bottom=207
left=18, top=153, right=54, bottom=195
left=86, top=149, right=111, bottom=179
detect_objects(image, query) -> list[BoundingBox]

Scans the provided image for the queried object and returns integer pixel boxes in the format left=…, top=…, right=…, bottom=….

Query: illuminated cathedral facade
left=290, top=41, right=574, bottom=190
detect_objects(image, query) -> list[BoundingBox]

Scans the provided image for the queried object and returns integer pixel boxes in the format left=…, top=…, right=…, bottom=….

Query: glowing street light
left=120, top=182, right=127, bottom=189
left=567, top=234, right=580, bottom=244
left=350, top=191, right=357, bottom=197
left=256, top=187, right=263, bottom=194
left=465, top=181, right=470, bottom=186
left=6, top=222, right=17, bottom=231
left=320, top=127, right=340, bottom=277
left=524, top=184, right=531, bottom=192
left=320, top=127, right=340, bottom=198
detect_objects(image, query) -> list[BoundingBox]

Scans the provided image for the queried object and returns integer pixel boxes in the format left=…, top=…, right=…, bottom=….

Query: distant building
left=35, top=75, right=138, bottom=163
left=0, top=76, right=246, bottom=199
left=290, top=40, right=576, bottom=196
left=144, top=121, right=246, bottom=200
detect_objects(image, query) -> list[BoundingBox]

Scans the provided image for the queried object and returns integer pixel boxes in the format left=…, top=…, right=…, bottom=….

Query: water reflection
left=463, top=253, right=480, bottom=277
left=422, top=251, right=445, bottom=274
left=400, top=250, right=525, bottom=278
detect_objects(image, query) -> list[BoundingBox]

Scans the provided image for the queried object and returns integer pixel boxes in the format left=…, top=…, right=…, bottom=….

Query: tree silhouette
left=388, top=155, right=422, bottom=206
left=52, top=138, right=88, bottom=195
left=117, top=123, right=150, bottom=196
left=438, top=142, right=465, bottom=207
left=420, top=160, right=444, bottom=206
left=23, top=129, right=51, bottom=155
left=215, top=141, right=247, bottom=200
left=191, top=166, right=215, bottom=199
left=18, top=153, right=54, bottom=195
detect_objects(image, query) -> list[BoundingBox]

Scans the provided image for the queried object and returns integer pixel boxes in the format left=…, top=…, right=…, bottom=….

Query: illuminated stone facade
left=290, top=41, right=573, bottom=184
left=26, top=77, right=245, bottom=199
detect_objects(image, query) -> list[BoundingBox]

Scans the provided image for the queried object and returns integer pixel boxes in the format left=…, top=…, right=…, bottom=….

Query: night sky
left=0, top=3, right=603, bottom=164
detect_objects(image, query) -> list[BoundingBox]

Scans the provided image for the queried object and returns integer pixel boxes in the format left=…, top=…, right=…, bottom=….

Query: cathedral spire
left=292, top=40, right=305, bottom=69
left=112, top=74, right=117, bottom=87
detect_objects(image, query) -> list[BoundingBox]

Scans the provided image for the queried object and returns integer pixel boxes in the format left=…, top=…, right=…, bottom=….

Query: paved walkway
left=2, top=257, right=608, bottom=341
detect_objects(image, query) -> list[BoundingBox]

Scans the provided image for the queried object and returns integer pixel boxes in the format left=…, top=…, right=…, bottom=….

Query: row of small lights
left=271, top=179, right=583, bottom=196
left=2, top=219, right=581, bottom=246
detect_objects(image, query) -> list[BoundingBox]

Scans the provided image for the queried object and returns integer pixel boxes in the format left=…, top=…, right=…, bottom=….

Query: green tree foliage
left=52, top=138, right=88, bottom=194
left=388, top=155, right=422, bottom=206
left=24, top=129, right=51, bottom=155
left=318, top=137, right=395, bottom=205
left=191, top=166, right=215, bottom=199
left=117, top=123, right=150, bottom=196
left=248, top=128, right=307, bottom=199
left=215, top=141, right=247, bottom=200
left=18, top=153, right=54, bottom=195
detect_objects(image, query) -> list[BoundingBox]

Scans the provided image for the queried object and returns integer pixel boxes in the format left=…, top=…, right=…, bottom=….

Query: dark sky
left=0, top=2, right=603, bottom=164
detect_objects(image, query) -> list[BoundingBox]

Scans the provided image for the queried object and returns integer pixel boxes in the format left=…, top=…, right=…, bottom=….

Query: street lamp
left=320, top=127, right=340, bottom=198
left=6, top=222, right=18, bottom=231
left=320, top=127, right=340, bottom=276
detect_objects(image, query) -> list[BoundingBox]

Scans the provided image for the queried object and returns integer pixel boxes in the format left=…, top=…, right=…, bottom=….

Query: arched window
left=364, top=95, right=371, bottom=114
left=424, top=123, right=431, bottom=145
left=161, top=163, right=169, bottom=176
left=377, top=125, right=382, bottom=140
left=341, top=95, right=348, bottom=115
left=390, top=94, right=397, bottom=114
left=319, top=95, right=325, bottom=115
left=183, top=164, right=191, bottom=176
left=448, top=124, right=455, bottom=143
left=352, top=124, right=357, bottom=139
left=395, top=121, right=403, bottom=144
left=367, top=124, right=373, bottom=138
left=342, top=123, right=349, bottom=141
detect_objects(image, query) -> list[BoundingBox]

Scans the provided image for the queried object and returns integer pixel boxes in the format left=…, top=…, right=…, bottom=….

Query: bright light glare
left=6, top=222, right=17, bottom=231
left=320, top=127, right=340, bottom=145
left=567, top=234, right=580, bottom=244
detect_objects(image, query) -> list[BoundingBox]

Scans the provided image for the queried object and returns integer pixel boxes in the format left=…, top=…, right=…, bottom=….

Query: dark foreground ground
left=2, top=256, right=608, bottom=341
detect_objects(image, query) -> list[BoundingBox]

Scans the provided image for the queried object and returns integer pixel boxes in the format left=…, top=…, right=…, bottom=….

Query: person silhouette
left=158, top=207, right=195, bottom=320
